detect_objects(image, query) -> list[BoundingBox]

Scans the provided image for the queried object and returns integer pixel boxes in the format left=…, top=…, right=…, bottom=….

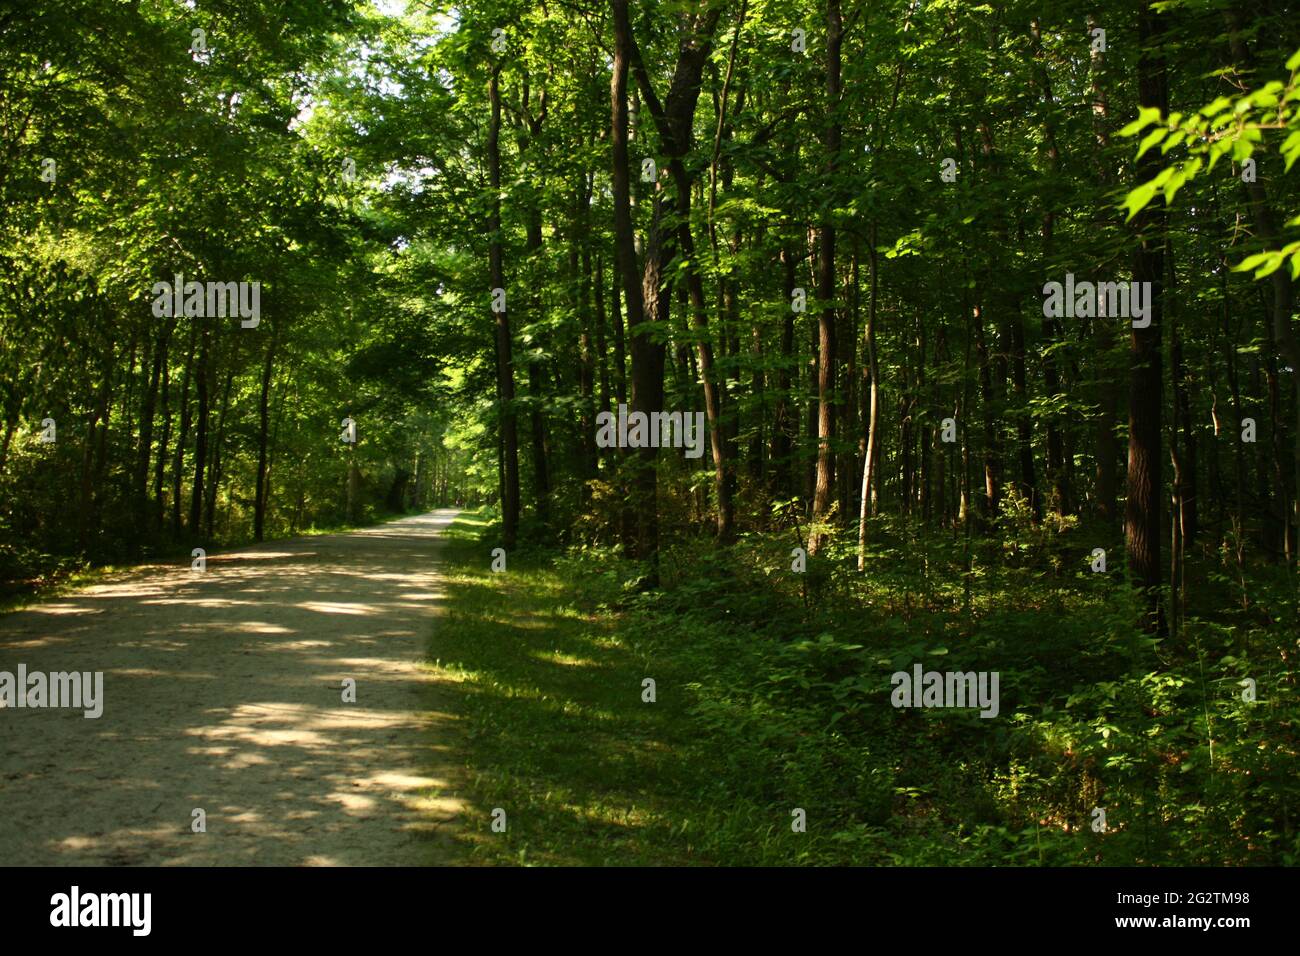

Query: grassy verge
left=427, top=512, right=903, bottom=866
left=426, top=511, right=735, bottom=865
left=429, top=510, right=1298, bottom=866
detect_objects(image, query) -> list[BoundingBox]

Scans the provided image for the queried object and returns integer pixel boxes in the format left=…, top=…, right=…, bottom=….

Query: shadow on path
left=0, top=510, right=464, bottom=866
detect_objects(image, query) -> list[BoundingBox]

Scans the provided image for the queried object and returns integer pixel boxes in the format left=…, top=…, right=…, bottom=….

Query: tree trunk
left=134, top=320, right=171, bottom=543
left=188, top=328, right=210, bottom=537
left=171, top=319, right=198, bottom=538
left=1224, top=6, right=1300, bottom=562
left=204, top=366, right=234, bottom=538
left=630, top=16, right=731, bottom=541
left=1128, top=2, right=1168, bottom=631
left=771, top=246, right=797, bottom=498
left=973, top=304, right=1001, bottom=519
left=858, top=223, right=882, bottom=569
left=153, top=340, right=172, bottom=534
left=578, top=201, right=598, bottom=505
left=1030, top=18, right=1069, bottom=517
left=254, top=322, right=278, bottom=542
left=519, top=92, right=552, bottom=531
left=610, top=0, right=661, bottom=571
left=488, top=65, right=520, bottom=548
left=809, top=0, right=842, bottom=555
left=1168, top=241, right=1198, bottom=546
left=1089, top=13, right=1120, bottom=527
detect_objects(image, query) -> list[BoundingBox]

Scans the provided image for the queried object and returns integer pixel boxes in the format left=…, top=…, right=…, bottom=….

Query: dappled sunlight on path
left=0, top=510, right=464, bottom=866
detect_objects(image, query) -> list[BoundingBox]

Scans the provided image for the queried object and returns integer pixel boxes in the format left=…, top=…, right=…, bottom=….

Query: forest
left=1, top=0, right=1298, bottom=867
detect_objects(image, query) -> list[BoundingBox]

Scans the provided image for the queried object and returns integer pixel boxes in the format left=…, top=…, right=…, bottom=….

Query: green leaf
left=1119, top=106, right=1163, bottom=137
left=1136, top=127, right=1167, bottom=160
left=1198, top=96, right=1233, bottom=118
left=1234, top=251, right=1274, bottom=273
left=1254, top=256, right=1285, bottom=279
left=1207, top=138, right=1230, bottom=172
left=1161, top=129, right=1186, bottom=153
left=1163, top=169, right=1188, bottom=204
left=1124, top=180, right=1159, bottom=221
left=1281, top=130, right=1300, bottom=171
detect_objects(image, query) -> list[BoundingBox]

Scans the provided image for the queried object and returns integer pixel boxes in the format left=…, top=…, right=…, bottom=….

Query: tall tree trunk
left=594, top=251, right=612, bottom=428
left=134, top=320, right=171, bottom=543
left=1224, top=6, right=1300, bottom=561
left=88, top=341, right=121, bottom=544
left=806, top=233, right=818, bottom=509
left=809, top=0, right=842, bottom=555
left=771, top=246, right=797, bottom=498
left=858, top=223, right=882, bottom=569
left=610, top=0, right=661, bottom=571
left=153, top=338, right=171, bottom=533
left=204, top=366, right=234, bottom=538
left=0, top=418, right=16, bottom=477
left=1030, top=18, right=1068, bottom=516
left=1090, top=13, right=1120, bottom=527
left=611, top=254, right=628, bottom=408
left=519, top=92, right=553, bottom=531
left=171, top=319, right=198, bottom=538
left=578, top=200, right=598, bottom=505
left=1008, top=302, right=1037, bottom=515
left=839, top=240, right=858, bottom=521
left=188, top=328, right=210, bottom=537
left=674, top=163, right=733, bottom=541
left=488, top=65, right=520, bottom=548
left=1167, top=241, right=1198, bottom=546
left=973, top=304, right=1001, bottom=519
left=254, top=322, right=278, bottom=542
left=632, top=17, right=731, bottom=541
left=620, top=0, right=722, bottom=566
left=918, top=318, right=931, bottom=524
left=347, top=452, right=361, bottom=524
left=1128, top=2, right=1168, bottom=631
left=78, top=360, right=113, bottom=554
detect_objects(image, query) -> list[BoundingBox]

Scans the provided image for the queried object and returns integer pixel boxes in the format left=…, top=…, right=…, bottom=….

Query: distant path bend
left=0, top=509, right=464, bottom=866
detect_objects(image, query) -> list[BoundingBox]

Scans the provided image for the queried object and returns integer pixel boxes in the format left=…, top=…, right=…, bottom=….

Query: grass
left=426, top=509, right=1299, bottom=867
left=424, top=512, right=907, bottom=866
left=426, top=511, right=726, bottom=865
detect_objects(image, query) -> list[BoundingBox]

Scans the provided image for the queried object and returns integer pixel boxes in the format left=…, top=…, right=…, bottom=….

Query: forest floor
left=0, top=510, right=465, bottom=865
left=431, top=511, right=1296, bottom=866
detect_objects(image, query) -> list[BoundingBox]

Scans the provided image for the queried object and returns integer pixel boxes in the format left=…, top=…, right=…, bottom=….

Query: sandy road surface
left=0, top=510, right=464, bottom=865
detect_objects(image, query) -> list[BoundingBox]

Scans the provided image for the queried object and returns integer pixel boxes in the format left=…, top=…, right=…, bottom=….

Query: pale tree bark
left=809, top=0, right=842, bottom=555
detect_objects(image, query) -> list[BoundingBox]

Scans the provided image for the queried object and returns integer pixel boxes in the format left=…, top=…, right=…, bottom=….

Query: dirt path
left=0, top=510, right=465, bottom=866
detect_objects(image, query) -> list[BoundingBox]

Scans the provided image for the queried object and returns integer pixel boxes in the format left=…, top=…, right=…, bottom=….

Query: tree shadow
left=0, top=510, right=466, bottom=866
left=427, top=543, right=712, bottom=866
